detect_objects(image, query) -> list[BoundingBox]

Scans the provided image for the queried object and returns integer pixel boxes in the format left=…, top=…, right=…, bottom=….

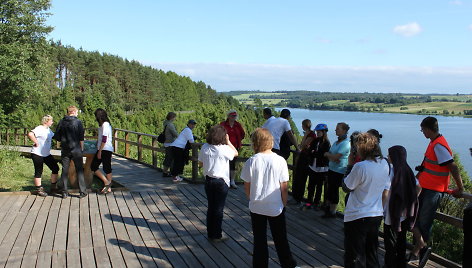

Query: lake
left=276, top=108, right=472, bottom=179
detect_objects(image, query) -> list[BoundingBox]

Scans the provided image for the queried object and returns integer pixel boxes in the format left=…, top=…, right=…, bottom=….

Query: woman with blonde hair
left=241, top=128, right=297, bottom=268
left=342, top=132, right=391, bottom=268
left=27, top=115, right=60, bottom=196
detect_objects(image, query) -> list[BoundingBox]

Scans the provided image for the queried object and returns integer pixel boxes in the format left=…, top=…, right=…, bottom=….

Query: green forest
left=0, top=0, right=265, bottom=140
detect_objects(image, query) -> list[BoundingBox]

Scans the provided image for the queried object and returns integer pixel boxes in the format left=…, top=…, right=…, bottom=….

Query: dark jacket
left=54, top=115, right=84, bottom=151
left=309, top=137, right=331, bottom=168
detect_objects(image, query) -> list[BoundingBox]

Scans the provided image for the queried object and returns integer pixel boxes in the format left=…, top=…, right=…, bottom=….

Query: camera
left=415, top=165, right=424, bottom=172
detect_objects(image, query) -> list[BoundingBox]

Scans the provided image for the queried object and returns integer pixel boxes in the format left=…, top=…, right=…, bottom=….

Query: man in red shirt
left=220, top=110, right=245, bottom=189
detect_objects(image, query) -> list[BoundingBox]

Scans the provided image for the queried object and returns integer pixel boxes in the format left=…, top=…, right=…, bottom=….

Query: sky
left=46, top=0, right=472, bottom=94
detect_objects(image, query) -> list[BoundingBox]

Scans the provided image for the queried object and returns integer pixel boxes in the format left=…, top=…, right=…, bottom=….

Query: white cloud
left=148, top=62, right=472, bottom=94
left=393, top=22, right=422, bottom=37
left=449, top=0, right=463, bottom=5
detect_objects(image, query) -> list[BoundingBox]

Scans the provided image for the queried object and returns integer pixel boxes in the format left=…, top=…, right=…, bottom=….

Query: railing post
left=113, top=129, right=118, bottom=154
left=464, top=202, right=472, bottom=267
left=152, top=137, right=158, bottom=168
left=192, top=144, right=199, bottom=183
left=23, top=128, right=28, bottom=145
left=137, top=134, right=143, bottom=162
left=125, top=132, right=130, bottom=158
left=14, top=128, right=19, bottom=145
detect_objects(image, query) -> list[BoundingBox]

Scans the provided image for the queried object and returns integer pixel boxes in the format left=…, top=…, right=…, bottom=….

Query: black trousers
left=307, top=170, right=327, bottom=205
left=292, top=156, right=310, bottom=202
left=170, top=146, right=185, bottom=176
left=31, top=154, right=59, bottom=178
left=326, top=170, right=344, bottom=205
left=205, top=176, right=229, bottom=239
left=344, top=216, right=382, bottom=268
left=250, top=209, right=297, bottom=268
left=383, top=222, right=408, bottom=268
left=60, top=149, right=86, bottom=193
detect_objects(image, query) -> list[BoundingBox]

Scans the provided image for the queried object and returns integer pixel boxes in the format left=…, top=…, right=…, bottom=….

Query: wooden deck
left=0, top=156, right=446, bottom=267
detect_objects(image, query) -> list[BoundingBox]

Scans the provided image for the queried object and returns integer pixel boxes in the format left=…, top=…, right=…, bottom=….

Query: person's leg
left=268, top=209, right=297, bottom=268
left=364, top=217, right=382, bottom=268
left=330, top=171, right=343, bottom=214
left=101, top=151, right=113, bottom=193
left=43, top=154, right=59, bottom=193
left=395, top=221, right=408, bottom=268
left=31, top=154, right=47, bottom=196
left=72, top=150, right=87, bottom=194
left=306, top=169, right=316, bottom=205
left=162, top=146, right=173, bottom=175
left=212, top=178, right=229, bottom=238
left=205, top=177, right=216, bottom=238
left=60, top=152, right=72, bottom=196
left=383, top=223, right=397, bottom=268
left=251, top=212, right=269, bottom=268
left=413, top=189, right=442, bottom=255
left=229, top=158, right=238, bottom=189
left=171, top=147, right=185, bottom=180
left=91, top=152, right=107, bottom=184
left=344, top=218, right=367, bottom=268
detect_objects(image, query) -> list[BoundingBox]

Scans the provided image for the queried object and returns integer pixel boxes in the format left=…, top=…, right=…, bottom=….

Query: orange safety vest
left=418, top=135, right=452, bottom=192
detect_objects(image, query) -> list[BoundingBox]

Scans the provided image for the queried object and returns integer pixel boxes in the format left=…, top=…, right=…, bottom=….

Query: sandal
left=100, top=183, right=112, bottom=194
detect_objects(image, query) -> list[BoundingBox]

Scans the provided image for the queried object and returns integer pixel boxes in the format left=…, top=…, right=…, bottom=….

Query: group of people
left=28, top=105, right=466, bottom=268
left=193, top=107, right=465, bottom=268
left=28, top=106, right=114, bottom=198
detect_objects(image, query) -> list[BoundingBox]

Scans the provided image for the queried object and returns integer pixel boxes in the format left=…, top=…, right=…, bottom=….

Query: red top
left=220, top=120, right=245, bottom=149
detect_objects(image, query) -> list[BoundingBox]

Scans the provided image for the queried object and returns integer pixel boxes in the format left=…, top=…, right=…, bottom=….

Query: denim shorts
left=415, top=188, right=443, bottom=242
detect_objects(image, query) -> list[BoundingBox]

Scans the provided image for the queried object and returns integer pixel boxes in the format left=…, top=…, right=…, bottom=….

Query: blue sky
left=47, top=0, right=472, bottom=93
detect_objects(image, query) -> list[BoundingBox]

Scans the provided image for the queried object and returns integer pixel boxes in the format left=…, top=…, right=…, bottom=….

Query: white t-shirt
left=343, top=158, right=391, bottom=222
left=30, top=125, right=54, bottom=157
left=262, top=116, right=291, bottom=150
left=383, top=166, right=419, bottom=226
left=434, top=143, right=453, bottom=164
left=97, top=122, right=114, bottom=152
left=171, top=127, right=195, bottom=149
left=240, top=152, right=289, bottom=217
left=198, top=144, right=235, bottom=186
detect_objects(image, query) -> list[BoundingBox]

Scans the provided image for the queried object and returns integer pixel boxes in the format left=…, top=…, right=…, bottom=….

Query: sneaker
left=36, top=187, right=48, bottom=197
left=230, top=181, right=238, bottom=189
left=298, top=202, right=307, bottom=210
left=173, top=176, right=183, bottom=183
left=303, top=203, right=313, bottom=210
left=418, top=247, right=431, bottom=268
left=49, top=183, right=57, bottom=195
left=79, top=192, right=88, bottom=199
left=61, top=191, right=69, bottom=199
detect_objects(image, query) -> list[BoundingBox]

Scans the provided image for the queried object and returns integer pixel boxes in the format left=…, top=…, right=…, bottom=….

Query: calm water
left=276, top=108, right=472, bottom=178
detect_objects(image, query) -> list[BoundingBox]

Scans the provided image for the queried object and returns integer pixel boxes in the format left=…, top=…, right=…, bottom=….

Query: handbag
left=157, top=125, right=167, bottom=143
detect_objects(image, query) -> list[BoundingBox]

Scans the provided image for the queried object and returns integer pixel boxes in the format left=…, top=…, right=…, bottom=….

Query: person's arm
left=198, top=161, right=203, bottom=168
left=225, top=134, right=238, bottom=157
left=170, top=124, right=178, bottom=138
left=286, top=130, right=300, bottom=151
left=448, top=162, right=464, bottom=198
left=382, top=189, right=389, bottom=207
left=27, top=131, right=39, bottom=147
left=342, top=181, right=353, bottom=193
left=78, top=120, right=85, bottom=151
left=325, top=151, right=343, bottom=162
left=244, top=182, right=251, bottom=199
left=280, top=181, right=288, bottom=207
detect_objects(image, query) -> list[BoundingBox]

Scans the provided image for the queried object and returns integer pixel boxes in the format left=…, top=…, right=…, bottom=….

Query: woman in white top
left=27, top=115, right=60, bottom=196
left=169, top=119, right=196, bottom=182
left=241, top=128, right=297, bottom=268
left=342, top=132, right=390, bottom=268
left=198, top=125, right=238, bottom=241
left=91, top=108, right=114, bottom=194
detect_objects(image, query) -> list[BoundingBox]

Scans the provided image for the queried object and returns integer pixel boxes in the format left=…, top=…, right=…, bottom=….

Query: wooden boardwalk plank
left=179, top=185, right=282, bottom=268
left=51, top=197, right=70, bottom=268
left=134, top=191, right=188, bottom=268
left=79, top=195, right=96, bottom=268
left=162, top=187, right=252, bottom=268
left=105, top=192, right=142, bottom=268
left=0, top=195, right=17, bottom=224
left=36, top=197, right=62, bottom=268
left=6, top=196, right=45, bottom=268
left=0, top=195, right=28, bottom=244
left=113, top=191, right=157, bottom=267
left=97, top=194, right=126, bottom=268
left=123, top=192, right=172, bottom=268
left=146, top=190, right=204, bottom=268
left=88, top=193, right=112, bottom=268
left=154, top=188, right=230, bottom=268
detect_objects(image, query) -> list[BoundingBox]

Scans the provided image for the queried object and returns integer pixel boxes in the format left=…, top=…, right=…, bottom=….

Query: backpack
left=157, top=125, right=167, bottom=143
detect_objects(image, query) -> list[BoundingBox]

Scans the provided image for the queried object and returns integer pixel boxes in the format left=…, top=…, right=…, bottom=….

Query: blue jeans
left=205, top=176, right=229, bottom=239
left=416, top=188, right=443, bottom=242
